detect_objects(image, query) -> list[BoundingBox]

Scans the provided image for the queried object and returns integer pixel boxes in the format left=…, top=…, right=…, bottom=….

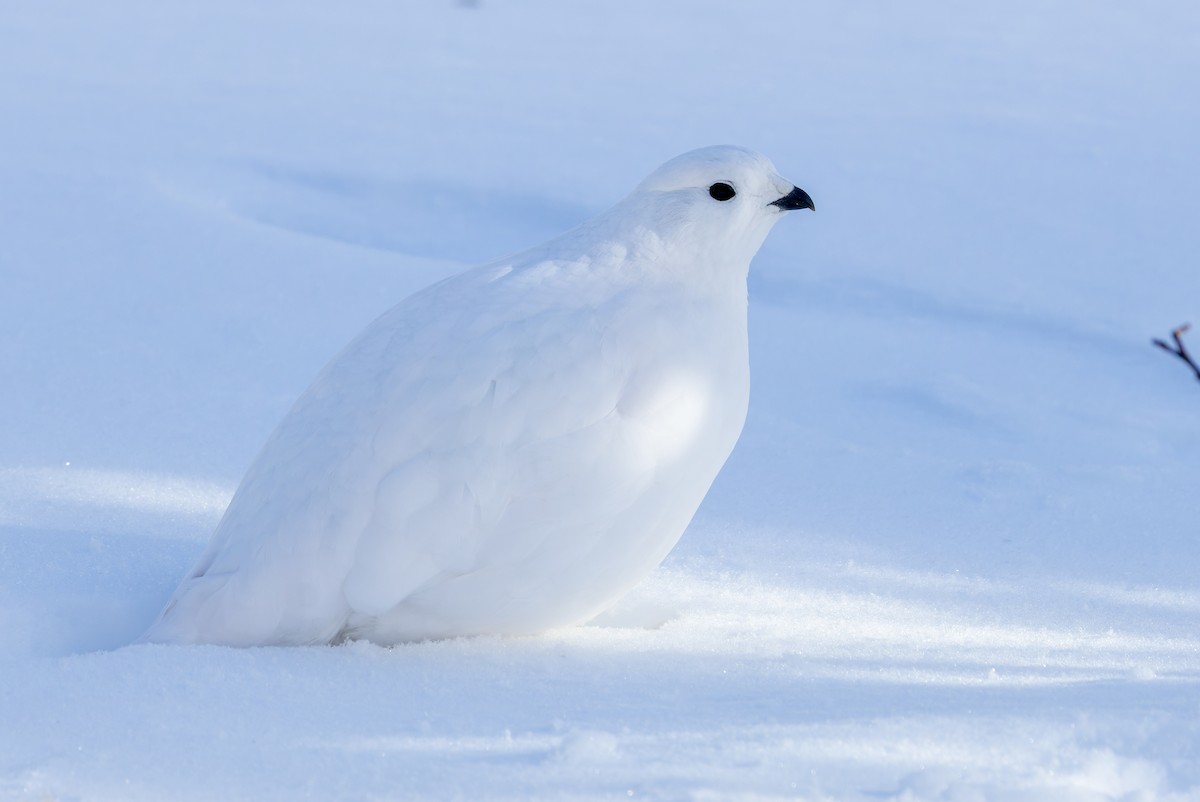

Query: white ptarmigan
left=142, top=146, right=814, bottom=646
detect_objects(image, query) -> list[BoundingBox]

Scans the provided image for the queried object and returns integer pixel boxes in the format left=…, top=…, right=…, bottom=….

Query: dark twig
left=1153, top=323, right=1200, bottom=383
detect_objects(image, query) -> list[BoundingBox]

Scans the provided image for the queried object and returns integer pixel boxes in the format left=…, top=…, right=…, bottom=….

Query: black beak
left=770, top=186, right=815, bottom=212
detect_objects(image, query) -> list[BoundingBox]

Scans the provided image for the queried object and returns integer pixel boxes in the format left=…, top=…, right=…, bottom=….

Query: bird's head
left=622, top=145, right=813, bottom=272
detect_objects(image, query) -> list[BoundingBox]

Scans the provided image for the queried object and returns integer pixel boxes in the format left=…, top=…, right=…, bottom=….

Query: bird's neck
left=547, top=211, right=758, bottom=300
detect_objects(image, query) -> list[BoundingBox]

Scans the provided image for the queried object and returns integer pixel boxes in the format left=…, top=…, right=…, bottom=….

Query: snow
left=1, top=1, right=1198, bottom=799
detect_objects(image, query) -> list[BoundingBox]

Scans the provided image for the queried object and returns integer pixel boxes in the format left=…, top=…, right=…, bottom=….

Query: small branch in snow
left=1153, top=323, right=1200, bottom=383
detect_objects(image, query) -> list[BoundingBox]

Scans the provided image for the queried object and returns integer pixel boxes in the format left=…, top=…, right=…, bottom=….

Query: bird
left=140, top=145, right=814, bottom=647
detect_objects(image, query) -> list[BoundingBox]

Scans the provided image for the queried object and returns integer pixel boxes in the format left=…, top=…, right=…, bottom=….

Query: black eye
left=708, top=182, right=736, bottom=201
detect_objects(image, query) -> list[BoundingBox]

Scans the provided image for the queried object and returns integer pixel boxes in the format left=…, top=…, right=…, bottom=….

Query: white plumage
left=142, top=145, right=813, bottom=646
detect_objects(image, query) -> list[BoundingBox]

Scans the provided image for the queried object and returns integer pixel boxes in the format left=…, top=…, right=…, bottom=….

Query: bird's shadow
left=0, top=525, right=195, bottom=657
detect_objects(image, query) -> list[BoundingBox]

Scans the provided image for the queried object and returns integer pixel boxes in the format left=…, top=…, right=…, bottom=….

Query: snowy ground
left=2, top=2, right=1199, bottom=800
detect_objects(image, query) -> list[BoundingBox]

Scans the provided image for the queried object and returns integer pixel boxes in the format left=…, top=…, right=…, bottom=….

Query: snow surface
left=2, top=1, right=1198, bottom=799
